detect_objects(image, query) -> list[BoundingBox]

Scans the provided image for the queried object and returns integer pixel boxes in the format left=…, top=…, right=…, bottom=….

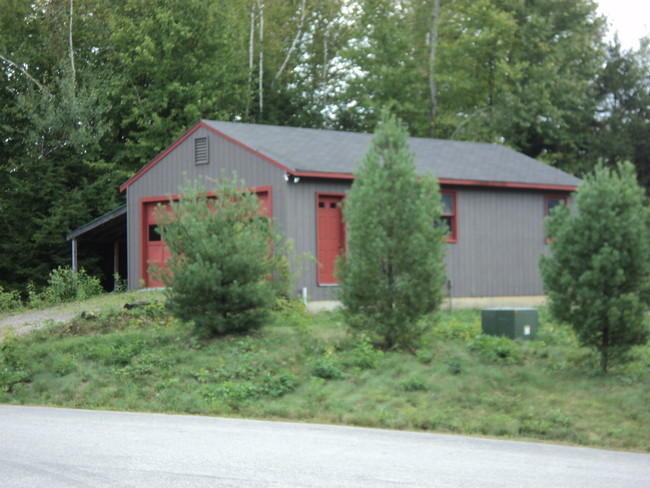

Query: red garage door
left=142, top=189, right=271, bottom=288
left=317, top=194, right=345, bottom=285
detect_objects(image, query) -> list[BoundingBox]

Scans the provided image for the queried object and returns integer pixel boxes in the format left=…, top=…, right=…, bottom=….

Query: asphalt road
left=1, top=406, right=648, bottom=487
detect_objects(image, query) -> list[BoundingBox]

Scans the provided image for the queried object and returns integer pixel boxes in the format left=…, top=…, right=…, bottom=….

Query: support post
left=114, top=241, right=120, bottom=290
left=71, top=238, right=78, bottom=273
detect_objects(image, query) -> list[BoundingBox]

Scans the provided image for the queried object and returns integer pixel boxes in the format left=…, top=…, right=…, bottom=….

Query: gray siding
left=446, top=187, right=553, bottom=297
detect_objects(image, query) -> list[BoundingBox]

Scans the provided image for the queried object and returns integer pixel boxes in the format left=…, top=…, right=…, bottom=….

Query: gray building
left=70, top=120, right=580, bottom=302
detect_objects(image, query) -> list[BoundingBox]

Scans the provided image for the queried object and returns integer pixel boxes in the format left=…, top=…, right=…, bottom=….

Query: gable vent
left=194, top=137, right=209, bottom=164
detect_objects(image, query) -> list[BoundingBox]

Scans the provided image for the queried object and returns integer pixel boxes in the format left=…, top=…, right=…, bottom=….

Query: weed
left=310, top=349, right=345, bottom=380
left=0, top=333, right=30, bottom=392
left=447, top=356, right=463, bottom=375
left=342, top=335, right=383, bottom=369
left=399, top=375, right=429, bottom=392
left=0, top=286, right=22, bottom=312
left=469, top=335, right=523, bottom=364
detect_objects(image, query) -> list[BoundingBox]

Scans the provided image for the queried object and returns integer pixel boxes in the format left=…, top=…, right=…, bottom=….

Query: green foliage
left=152, top=177, right=290, bottom=337
left=0, top=333, right=30, bottom=393
left=38, top=267, right=103, bottom=305
left=337, top=111, right=448, bottom=349
left=310, top=349, right=346, bottom=380
left=540, top=162, right=650, bottom=372
left=2, top=304, right=650, bottom=451
left=469, top=335, right=523, bottom=365
left=0, top=287, right=22, bottom=313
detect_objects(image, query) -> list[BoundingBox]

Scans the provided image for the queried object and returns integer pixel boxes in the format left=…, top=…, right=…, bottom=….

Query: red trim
left=438, top=178, right=577, bottom=192
left=139, top=186, right=273, bottom=286
left=295, top=171, right=355, bottom=180
left=441, top=190, right=458, bottom=243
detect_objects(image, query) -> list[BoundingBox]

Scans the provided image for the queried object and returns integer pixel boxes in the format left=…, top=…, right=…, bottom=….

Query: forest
left=1, top=0, right=649, bottom=291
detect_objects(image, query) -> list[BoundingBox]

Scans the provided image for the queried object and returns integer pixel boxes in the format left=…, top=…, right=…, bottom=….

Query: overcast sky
left=597, top=0, right=650, bottom=49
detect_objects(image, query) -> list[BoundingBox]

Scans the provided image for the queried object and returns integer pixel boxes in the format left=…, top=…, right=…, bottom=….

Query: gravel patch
left=0, top=307, right=81, bottom=339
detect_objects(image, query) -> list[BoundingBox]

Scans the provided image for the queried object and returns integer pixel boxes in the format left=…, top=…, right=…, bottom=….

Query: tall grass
left=1, top=303, right=649, bottom=452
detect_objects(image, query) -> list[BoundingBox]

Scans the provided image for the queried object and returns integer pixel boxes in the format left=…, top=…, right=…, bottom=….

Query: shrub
left=310, top=350, right=345, bottom=379
left=39, top=266, right=103, bottom=304
left=0, top=286, right=22, bottom=312
left=0, top=333, right=30, bottom=392
left=469, top=335, right=523, bottom=364
left=151, top=176, right=291, bottom=337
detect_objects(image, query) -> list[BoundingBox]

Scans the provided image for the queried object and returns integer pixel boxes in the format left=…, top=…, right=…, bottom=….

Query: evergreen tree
left=337, top=111, right=448, bottom=349
left=151, top=177, right=289, bottom=337
left=540, top=162, right=650, bottom=372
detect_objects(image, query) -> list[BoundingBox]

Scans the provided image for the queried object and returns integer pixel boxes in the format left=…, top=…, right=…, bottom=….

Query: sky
left=596, top=0, right=650, bottom=49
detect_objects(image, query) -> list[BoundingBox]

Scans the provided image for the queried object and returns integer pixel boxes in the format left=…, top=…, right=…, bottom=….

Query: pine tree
left=540, top=162, right=650, bottom=372
left=337, top=111, right=448, bottom=349
left=152, top=176, right=289, bottom=336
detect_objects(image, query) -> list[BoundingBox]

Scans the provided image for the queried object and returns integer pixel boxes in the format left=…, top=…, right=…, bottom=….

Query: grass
left=0, top=289, right=165, bottom=321
left=1, top=296, right=649, bottom=452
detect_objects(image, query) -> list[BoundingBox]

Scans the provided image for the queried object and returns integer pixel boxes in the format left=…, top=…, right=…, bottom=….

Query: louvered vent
left=194, top=137, right=209, bottom=164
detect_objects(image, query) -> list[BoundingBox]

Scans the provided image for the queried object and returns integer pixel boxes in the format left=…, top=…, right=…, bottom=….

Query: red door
left=144, top=202, right=171, bottom=287
left=317, top=195, right=345, bottom=285
left=142, top=190, right=271, bottom=288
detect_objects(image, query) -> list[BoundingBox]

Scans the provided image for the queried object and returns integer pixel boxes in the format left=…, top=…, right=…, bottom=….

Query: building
left=68, top=120, right=580, bottom=304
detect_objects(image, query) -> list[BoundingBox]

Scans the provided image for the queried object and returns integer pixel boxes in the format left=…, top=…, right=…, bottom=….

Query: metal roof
left=66, top=205, right=127, bottom=241
left=203, top=120, right=581, bottom=189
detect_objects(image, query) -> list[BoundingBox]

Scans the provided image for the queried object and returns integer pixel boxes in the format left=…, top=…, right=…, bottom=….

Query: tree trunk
left=601, top=323, right=610, bottom=373
left=258, top=0, right=264, bottom=117
left=428, top=0, right=440, bottom=138
left=69, top=0, right=76, bottom=91
left=274, top=0, right=307, bottom=83
left=246, top=2, right=255, bottom=117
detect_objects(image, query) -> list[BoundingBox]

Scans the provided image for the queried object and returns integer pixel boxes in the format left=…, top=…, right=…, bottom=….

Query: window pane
left=435, top=216, right=452, bottom=233
left=441, top=193, right=454, bottom=215
left=149, top=224, right=161, bottom=242
left=547, top=198, right=564, bottom=214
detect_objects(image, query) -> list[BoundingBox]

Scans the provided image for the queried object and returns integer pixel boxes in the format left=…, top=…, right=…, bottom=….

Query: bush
left=37, top=266, right=103, bottom=305
left=310, top=350, right=345, bottom=380
left=0, top=286, right=22, bottom=312
left=469, top=335, right=523, bottom=364
left=151, top=176, right=291, bottom=337
left=0, top=333, right=30, bottom=392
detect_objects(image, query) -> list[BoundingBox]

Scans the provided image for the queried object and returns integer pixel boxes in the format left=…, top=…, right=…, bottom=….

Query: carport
left=66, top=205, right=127, bottom=291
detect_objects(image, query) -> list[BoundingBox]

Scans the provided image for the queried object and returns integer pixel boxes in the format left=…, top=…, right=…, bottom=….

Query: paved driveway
left=1, top=406, right=648, bottom=487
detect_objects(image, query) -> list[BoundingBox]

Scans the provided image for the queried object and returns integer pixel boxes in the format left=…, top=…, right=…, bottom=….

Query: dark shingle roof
left=203, top=120, right=580, bottom=189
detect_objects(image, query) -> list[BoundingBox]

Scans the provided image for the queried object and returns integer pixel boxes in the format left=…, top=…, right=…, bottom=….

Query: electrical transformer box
left=481, top=308, right=538, bottom=341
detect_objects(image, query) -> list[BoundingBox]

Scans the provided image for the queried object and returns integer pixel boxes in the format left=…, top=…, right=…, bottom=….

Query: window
left=545, top=195, right=567, bottom=217
left=440, top=190, right=457, bottom=242
left=194, top=137, right=209, bottom=164
left=545, top=194, right=568, bottom=243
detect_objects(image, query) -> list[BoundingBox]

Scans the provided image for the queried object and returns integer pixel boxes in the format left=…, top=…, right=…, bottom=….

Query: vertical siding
left=446, top=187, right=551, bottom=297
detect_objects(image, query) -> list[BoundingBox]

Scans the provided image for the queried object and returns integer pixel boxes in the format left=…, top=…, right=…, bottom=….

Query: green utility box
left=481, top=308, right=538, bottom=341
